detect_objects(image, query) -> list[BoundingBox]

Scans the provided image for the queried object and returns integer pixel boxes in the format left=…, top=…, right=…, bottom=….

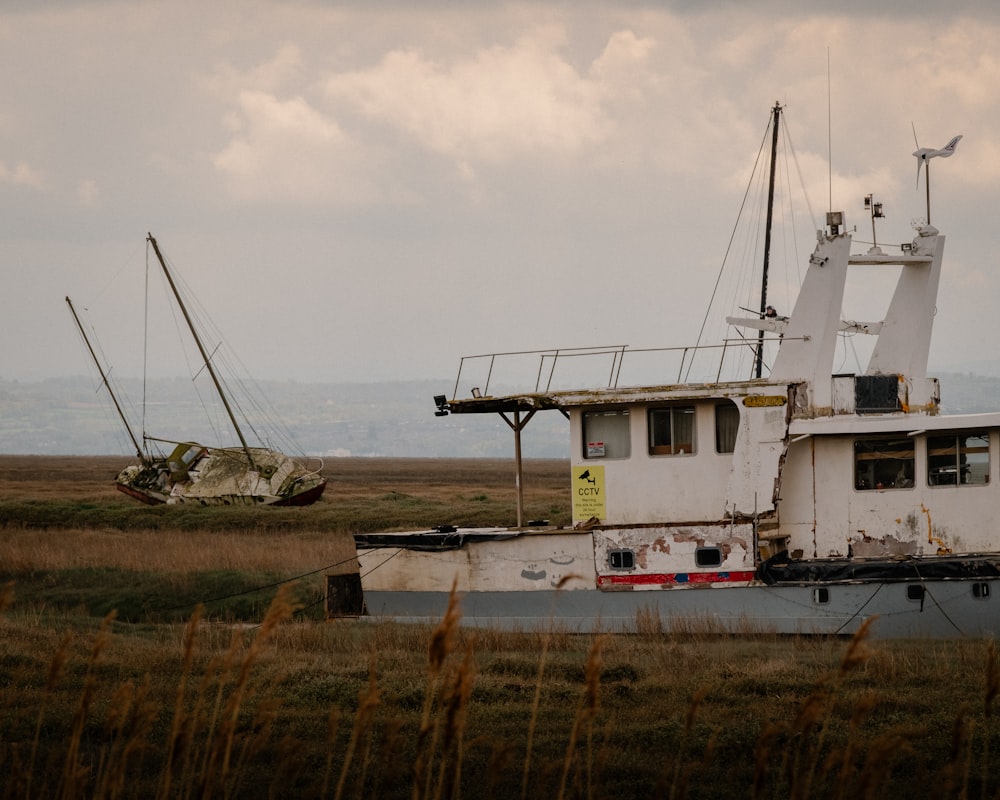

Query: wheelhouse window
left=715, top=402, right=740, bottom=454
left=583, top=410, right=630, bottom=459
left=648, top=406, right=695, bottom=456
left=854, top=438, right=914, bottom=491
left=927, top=432, right=990, bottom=486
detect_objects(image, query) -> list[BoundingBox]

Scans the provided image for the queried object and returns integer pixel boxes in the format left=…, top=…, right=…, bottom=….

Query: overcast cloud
left=3, top=1, right=1000, bottom=394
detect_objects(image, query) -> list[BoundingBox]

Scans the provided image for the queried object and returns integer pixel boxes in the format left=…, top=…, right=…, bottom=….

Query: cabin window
left=973, top=582, right=991, bottom=600
left=608, top=549, right=635, bottom=570
left=906, top=584, right=925, bottom=602
left=853, top=438, right=915, bottom=491
left=695, top=546, right=722, bottom=568
left=927, top=432, right=989, bottom=486
left=583, top=410, right=630, bottom=459
left=715, top=402, right=740, bottom=454
left=648, top=406, right=696, bottom=456
left=813, top=587, right=830, bottom=604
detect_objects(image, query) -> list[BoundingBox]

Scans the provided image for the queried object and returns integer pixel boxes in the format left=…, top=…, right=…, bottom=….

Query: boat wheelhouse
left=338, top=112, right=1000, bottom=637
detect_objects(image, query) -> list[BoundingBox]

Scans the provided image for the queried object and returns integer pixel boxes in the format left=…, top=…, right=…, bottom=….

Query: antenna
left=863, top=194, right=884, bottom=254
left=827, top=47, right=832, bottom=212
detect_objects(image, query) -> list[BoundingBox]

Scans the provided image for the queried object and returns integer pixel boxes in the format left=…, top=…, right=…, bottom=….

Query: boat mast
left=66, top=296, right=144, bottom=459
left=146, top=233, right=256, bottom=467
left=754, top=102, right=782, bottom=380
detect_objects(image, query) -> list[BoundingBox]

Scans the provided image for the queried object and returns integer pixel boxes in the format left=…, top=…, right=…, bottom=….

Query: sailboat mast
left=66, top=296, right=144, bottom=459
left=754, top=102, right=782, bottom=380
left=146, top=233, right=256, bottom=467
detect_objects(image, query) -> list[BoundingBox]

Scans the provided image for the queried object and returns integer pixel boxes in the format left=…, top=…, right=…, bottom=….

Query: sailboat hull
left=115, top=444, right=326, bottom=506
left=115, top=481, right=326, bottom=506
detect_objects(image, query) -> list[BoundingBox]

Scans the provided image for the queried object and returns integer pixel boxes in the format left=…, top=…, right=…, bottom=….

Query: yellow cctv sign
left=572, top=465, right=606, bottom=521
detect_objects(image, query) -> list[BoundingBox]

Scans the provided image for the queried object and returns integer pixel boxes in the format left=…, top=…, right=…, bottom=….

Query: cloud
left=7, top=1, right=1000, bottom=392
left=208, top=24, right=663, bottom=201
left=76, top=179, right=100, bottom=207
left=212, top=89, right=381, bottom=203
left=0, top=160, right=44, bottom=189
left=325, top=27, right=648, bottom=171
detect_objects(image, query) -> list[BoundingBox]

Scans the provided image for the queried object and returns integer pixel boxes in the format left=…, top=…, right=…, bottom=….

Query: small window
left=695, top=546, right=722, bottom=568
left=608, top=549, right=635, bottom=570
left=813, top=587, right=830, bottom=605
left=715, top=402, right=740, bottom=454
left=928, top=432, right=990, bottom=486
left=854, top=438, right=915, bottom=491
left=855, top=375, right=901, bottom=414
left=648, top=406, right=696, bottom=456
left=906, top=584, right=925, bottom=602
left=974, top=582, right=991, bottom=600
left=583, top=410, right=631, bottom=460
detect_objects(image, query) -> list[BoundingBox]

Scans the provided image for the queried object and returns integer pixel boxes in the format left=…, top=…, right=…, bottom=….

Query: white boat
left=338, top=107, right=1000, bottom=637
left=67, top=235, right=326, bottom=507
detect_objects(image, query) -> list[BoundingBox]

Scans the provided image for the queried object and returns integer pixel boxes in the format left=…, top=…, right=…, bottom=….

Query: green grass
left=0, top=492, right=570, bottom=534
left=1, top=567, right=329, bottom=623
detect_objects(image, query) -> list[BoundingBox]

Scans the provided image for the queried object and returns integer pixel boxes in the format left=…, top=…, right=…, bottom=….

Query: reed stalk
left=556, top=634, right=604, bottom=800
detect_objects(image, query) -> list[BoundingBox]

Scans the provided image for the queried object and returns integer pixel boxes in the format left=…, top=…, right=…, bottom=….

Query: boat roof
left=789, top=411, right=1000, bottom=436
left=444, top=378, right=775, bottom=415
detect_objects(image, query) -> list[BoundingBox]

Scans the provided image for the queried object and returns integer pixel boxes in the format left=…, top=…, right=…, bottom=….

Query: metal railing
left=450, top=336, right=792, bottom=400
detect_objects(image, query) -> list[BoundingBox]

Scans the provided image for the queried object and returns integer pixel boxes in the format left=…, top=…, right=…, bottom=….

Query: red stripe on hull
left=598, top=571, right=756, bottom=587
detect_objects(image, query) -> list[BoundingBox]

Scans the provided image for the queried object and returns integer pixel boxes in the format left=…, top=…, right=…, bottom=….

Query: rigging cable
left=152, top=554, right=362, bottom=615
left=686, top=117, right=773, bottom=382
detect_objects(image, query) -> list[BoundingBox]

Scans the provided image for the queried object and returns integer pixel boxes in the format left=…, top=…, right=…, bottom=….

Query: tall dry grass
left=0, top=527, right=356, bottom=573
left=4, top=457, right=1000, bottom=797
left=4, top=590, right=1000, bottom=799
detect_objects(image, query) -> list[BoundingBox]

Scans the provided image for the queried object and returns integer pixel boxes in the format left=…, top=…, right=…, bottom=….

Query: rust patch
left=921, top=504, right=952, bottom=554
left=671, top=530, right=705, bottom=546
left=849, top=532, right=918, bottom=557
left=718, top=537, right=750, bottom=555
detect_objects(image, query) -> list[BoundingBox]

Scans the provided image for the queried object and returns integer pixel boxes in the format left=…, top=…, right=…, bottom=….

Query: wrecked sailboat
left=339, top=106, right=1000, bottom=637
left=67, top=235, right=326, bottom=506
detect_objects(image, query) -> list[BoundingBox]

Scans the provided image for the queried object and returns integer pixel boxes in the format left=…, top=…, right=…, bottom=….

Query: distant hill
left=2, top=371, right=997, bottom=458
left=0, top=376, right=568, bottom=458
left=935, top=372, right=1000, bottom=415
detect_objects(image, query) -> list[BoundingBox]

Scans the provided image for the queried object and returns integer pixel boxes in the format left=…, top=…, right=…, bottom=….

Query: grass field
left=2, top=455, right=1000, bottom=798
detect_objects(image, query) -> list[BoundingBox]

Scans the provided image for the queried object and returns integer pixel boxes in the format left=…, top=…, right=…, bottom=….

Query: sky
left=5, top=0, right=1000, bottom=395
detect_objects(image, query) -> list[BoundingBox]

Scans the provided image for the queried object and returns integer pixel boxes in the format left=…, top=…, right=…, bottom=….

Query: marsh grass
left=0, top=456, right=572, bottom=533
left=5, top=456, right=1000, bottom=797
left=5, top=592, right=1000, bottom=799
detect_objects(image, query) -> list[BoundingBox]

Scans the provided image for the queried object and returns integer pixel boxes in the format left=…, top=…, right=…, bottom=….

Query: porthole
left=695, top=546, right=723, bottom=568
left=813, top=587, right=830, bottom=605
left=906, top=584, right=925, bottom=602
left=608, top=549, right=635, bottom=570
left=974, top=582, right=991, bottom=600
